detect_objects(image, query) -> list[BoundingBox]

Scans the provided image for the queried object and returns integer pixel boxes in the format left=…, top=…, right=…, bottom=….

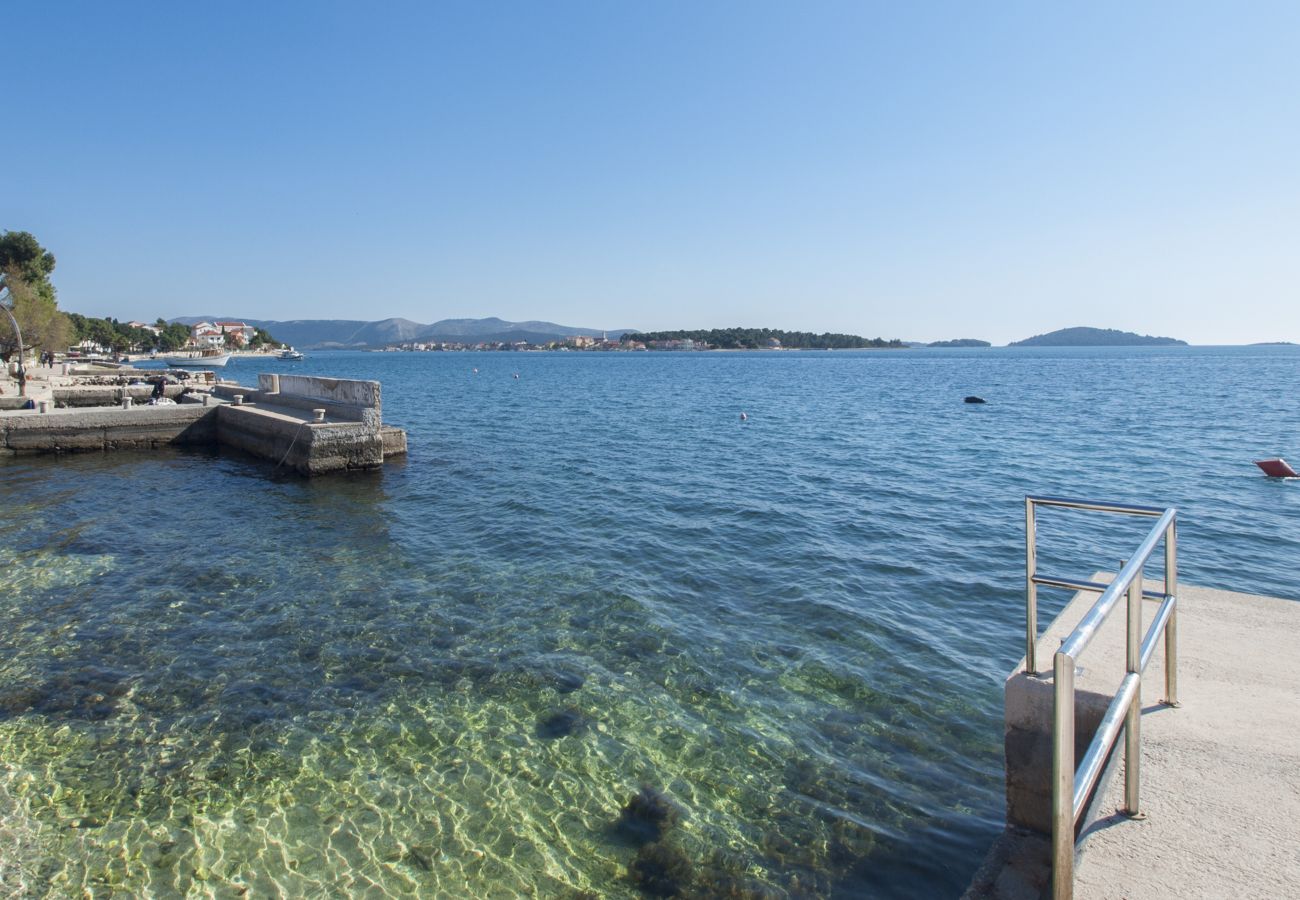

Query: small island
left=927, top=338, right=991, bottom=348
left=1010, top=326, right=1187, bottom=347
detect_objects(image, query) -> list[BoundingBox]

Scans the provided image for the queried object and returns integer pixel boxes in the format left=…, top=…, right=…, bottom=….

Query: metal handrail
left=1023, top=495, right=1180, bottom=900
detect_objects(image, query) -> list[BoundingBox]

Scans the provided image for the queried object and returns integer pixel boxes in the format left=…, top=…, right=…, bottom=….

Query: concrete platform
left=0, top=373, right=407, bottom=476
left=1073, top=582, right=1300, bottom=899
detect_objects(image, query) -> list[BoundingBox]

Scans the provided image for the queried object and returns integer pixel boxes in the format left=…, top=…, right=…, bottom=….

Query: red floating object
left=1255, top=458, right=1298, bottom=478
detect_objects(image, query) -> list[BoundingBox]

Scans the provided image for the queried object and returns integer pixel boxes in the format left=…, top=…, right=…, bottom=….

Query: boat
left=277, top=348, right=305, bottom=360
left=156, top=350, right=232, bottom=368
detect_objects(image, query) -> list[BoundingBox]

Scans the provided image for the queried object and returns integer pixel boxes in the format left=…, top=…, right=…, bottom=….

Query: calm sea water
left=1, top=346, right=1297, bottom=898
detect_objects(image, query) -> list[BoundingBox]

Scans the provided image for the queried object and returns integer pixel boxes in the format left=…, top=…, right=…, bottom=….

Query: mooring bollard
left=121, top=396, right=132, bottom=409
left=202, top=394, right=210, bottom=407
left=232, top=394, right=244, bottom=406
left=313, top=408, right=326, bottom=422
left=38, top=400, right=49, bottom=414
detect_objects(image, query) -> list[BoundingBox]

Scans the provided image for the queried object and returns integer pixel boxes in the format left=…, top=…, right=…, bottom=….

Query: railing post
left=1052, top=649, right=1075, bottom=899
left=1125, top=576, right=1142, bottom=816
left=1026, top=498, right=1038, bottom=674
left=1164, top=519, right=1179, bottom=706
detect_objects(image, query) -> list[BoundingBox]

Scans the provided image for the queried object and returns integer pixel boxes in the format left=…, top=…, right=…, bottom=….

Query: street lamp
left=0, top=273, right=27, bottom=397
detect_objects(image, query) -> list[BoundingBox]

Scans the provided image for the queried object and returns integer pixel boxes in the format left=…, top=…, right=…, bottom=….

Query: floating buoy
left=964, top=396, right=986, bottom=404
left=1255, top=458, right=1298, bottom=478
left=740, top=412, right=748, bottom=421
left=513, top=373, right=520, bottom=380
left=472, top=368, right=478, bottom=374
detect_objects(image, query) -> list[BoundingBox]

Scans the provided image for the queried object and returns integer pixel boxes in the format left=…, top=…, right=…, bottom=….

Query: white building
left=190, top=322, right=225, bottom=347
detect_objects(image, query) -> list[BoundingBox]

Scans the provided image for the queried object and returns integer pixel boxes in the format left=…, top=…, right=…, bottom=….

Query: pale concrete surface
left=0, top=362, right=57, bottom=407
left=1073, top=582, right=1300, bottom=900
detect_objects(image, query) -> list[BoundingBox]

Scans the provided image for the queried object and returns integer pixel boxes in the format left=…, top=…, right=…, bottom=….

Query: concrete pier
left=0, top=402, right=218, bottom=452
left=1072, top=582, right=1300, bottom=899
left=966, top=579, right=1300, bottom=899
left=0, top=373, right=406, bottom=476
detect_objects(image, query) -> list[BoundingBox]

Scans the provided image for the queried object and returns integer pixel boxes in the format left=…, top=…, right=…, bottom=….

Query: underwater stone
left=0, top=684, right=43, bottom=716
left=629, top=842, right=693, bottom=897
left=536, top=708, right=589, bottom=739
left=403, top=845, right=434, bottom=871
left=553, top=670, right=585, bottom=694
left=616, top=786, right=683, bottom=846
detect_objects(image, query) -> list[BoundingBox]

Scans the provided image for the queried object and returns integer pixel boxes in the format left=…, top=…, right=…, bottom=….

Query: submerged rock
left=552, top=670, right=586, bottom=694
left=616, top=786, right=683, bottom=845
left=964, top=395, right=986, bottom=404
left=535, top=708, right=589, bottom=739
left=629, top=842, right=693, bottom=897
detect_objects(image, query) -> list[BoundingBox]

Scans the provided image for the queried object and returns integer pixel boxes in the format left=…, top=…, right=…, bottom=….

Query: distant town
left=65, top=319, right=908, bottom=355
left=54, top=309, right=1192, bottom=359
left=375, top=328, right=904, bottom=353
left=65, top=316, right=282, bottom=356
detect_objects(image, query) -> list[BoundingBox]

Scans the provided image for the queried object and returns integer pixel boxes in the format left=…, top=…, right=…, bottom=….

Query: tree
left=0, top=269, right=71, bottom=362
left=156, top=321, right=191, bottom=351
left=0, top=231, right=70, bottom=361
left=249, top=326, right=277, bottom=349
left=0, top=231, right=56, bottom=297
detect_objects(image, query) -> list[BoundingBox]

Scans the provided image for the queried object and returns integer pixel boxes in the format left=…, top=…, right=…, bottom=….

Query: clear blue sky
left=5, top=1, right=1297, bottom=344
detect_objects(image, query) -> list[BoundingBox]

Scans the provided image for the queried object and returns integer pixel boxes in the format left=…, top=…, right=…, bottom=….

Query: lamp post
left=0, top=274, right=27, bottom=397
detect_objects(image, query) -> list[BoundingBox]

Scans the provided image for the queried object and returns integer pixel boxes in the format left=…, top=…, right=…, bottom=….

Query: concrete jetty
left=0, top=371, right=406, bottom=476
left=1071, top=582, right=1300, bottom=899
left=967, top=578, right=1300, bottom=899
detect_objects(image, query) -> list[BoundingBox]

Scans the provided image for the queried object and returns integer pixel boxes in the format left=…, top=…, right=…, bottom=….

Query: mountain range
left=170, top=316, right=634, bottom=349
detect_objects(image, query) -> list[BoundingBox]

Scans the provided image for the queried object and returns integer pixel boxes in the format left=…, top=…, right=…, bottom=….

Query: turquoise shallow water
left=1, top=346, right=1297, bottom=898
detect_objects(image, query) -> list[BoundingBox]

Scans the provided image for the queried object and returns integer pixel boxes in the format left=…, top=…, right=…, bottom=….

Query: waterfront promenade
left=1073, top=582, right=1300, bottom=898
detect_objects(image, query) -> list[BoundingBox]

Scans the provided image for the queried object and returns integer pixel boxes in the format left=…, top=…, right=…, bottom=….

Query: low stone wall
left=0, top=405, right=217, bottom=454
left=264, top=373, right=380, bottom=409
left=55, top=384, right=190, bottom=408
left=244, top=374, right=383, bottom=429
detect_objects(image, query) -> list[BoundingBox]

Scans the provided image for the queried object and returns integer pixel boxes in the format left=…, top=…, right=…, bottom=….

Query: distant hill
left=927, top=338, right=991, bottom=348
left=169, top=316, right=632, bottom=349
left=1010, top=327, right=1186, bottom=347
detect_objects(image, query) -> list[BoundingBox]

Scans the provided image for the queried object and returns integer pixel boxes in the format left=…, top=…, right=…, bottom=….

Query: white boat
left=277, top=348, right=304, bottom=360
left=157, top=350, right=232, bottom=368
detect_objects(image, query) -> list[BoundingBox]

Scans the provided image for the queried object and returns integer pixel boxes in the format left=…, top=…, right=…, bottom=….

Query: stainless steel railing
left=1023, top=495, right=1180, bottom=900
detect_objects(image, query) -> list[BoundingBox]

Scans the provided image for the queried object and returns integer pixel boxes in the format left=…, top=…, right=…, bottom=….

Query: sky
left=4, top=1, right=1298, bottom=344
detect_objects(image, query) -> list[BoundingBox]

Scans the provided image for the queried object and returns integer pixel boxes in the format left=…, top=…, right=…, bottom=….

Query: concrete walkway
left=1073, top=582, right=1300, bottom=899
left=0, top=362, right=58, bottom=405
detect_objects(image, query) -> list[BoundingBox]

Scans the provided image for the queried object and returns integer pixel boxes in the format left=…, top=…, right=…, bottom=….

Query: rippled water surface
left=2, top=346, right=1297, bottom=898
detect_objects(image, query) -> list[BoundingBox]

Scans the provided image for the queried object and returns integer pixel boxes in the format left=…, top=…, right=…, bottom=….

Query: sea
left=1, top=345, right=1297, bottom=898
